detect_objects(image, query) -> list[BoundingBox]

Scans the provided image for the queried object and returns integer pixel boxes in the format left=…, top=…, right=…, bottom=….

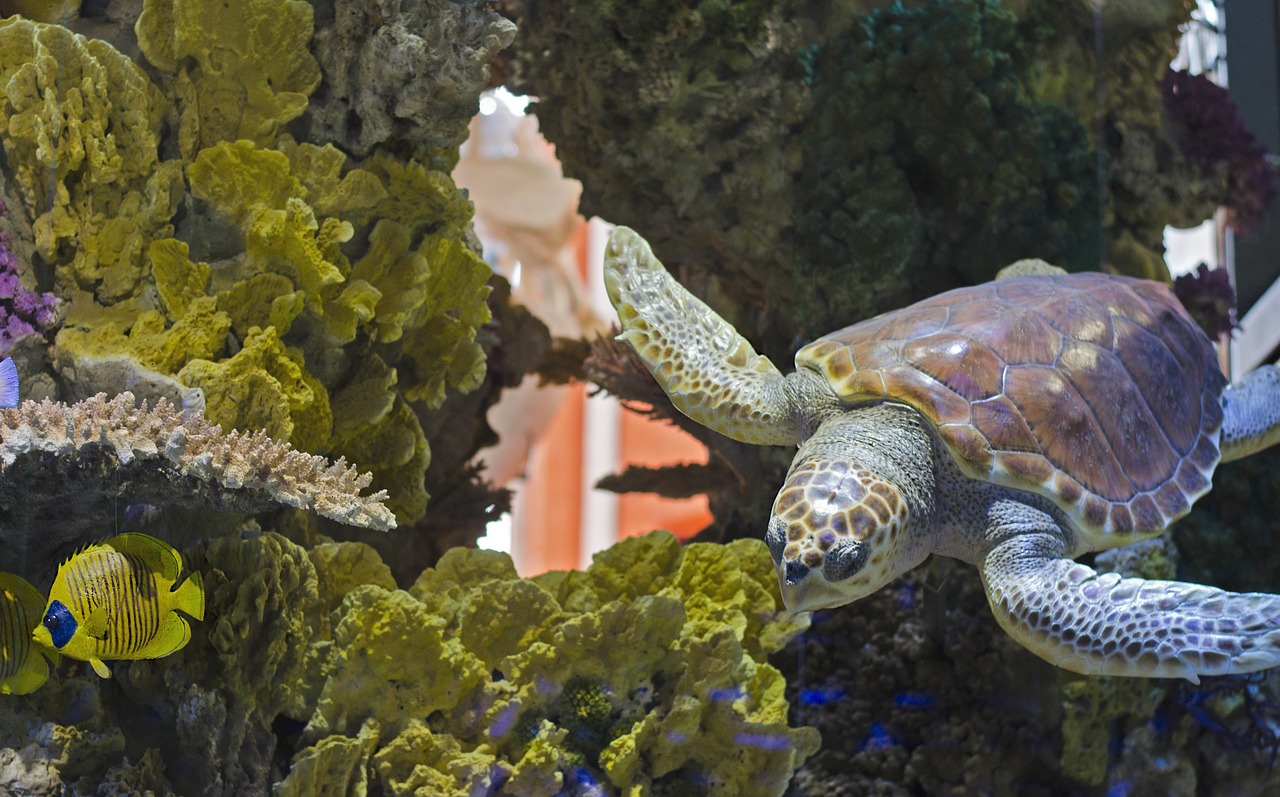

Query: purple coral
left=1174, top=262, right=1236, bottom=340
left=0, top=199, right=59, bottom=356
left=1162, top=70, right=1277, bottom=233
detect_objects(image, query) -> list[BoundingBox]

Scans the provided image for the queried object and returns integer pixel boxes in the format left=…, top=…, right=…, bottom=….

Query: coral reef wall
left=776, top=551, right=1280, bottom=797
left=0, top=2, right=824, bottom=793
left=0, top=0, right=552, bottom=576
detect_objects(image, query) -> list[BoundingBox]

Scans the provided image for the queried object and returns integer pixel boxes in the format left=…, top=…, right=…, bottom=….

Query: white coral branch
left=0, top=392, right=396, bottom=531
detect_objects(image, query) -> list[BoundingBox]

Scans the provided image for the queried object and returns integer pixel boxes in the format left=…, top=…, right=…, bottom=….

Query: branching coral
left=0, top=391, right=394, bottom=575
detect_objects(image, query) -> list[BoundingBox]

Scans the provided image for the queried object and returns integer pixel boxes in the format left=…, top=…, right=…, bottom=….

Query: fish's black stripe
left=0, top=593, right=19, bottom=679
left=127, top=554, right=149, bottom=651
left=114, top=553, right=137, bottom=655
left=69, top=555, right=99, bottom=623
left=140, top=557, right=158, bottom=646
left=97, top=552, right=121, bottom=655
left=66, top=558, right=87, bottom=619
left=119, top=553, right=141, bottom=655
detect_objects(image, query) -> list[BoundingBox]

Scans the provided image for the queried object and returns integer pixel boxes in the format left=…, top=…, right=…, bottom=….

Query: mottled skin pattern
left=605, top=227, right=1280, bottom=682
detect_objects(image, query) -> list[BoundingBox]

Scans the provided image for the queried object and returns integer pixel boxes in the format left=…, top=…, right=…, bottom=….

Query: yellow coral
left=178, top=326, right=332, bottom=452
left=0, top=0, right=79, bottom=24
left=135, top=0, right=321, bottom=159
left=150, top=238, right=211, bottom=320
left=280, top=138, right=388, bottom=219
left=55, top=295, right=230, bottom=375
left=215, top=273, right=306, bottom=340
left=0, top=18, right=179, bottom=301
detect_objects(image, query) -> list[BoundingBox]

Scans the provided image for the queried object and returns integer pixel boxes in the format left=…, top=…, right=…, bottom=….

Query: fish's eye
left=42, top=613, right=57, bottom=629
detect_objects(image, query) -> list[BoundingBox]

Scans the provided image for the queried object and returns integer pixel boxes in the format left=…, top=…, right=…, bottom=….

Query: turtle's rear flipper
left=604, top=227, right=796, bottom=446
left=1221, top=364, right=1280, bottom=462
left=980, top=532, right=1280, bottom=683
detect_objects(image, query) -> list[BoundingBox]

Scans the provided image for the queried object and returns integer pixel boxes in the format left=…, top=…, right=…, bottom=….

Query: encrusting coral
left=304, top=0, right=517, bottom=161
left=0, top=391, right=394, bottom=575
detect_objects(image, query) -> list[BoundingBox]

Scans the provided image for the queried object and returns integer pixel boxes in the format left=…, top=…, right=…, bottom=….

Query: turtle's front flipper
left=980, top=531, right=1280, bottom=682
left=1221, top=364, right=1280, bottom=462
left=604, top=227, right=796, bottom=446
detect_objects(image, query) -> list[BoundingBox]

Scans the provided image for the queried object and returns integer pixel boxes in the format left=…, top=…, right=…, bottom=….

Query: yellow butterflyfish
left=32, top=533, right=204, bottom=679
left=0, top=573, right=58, bottom=694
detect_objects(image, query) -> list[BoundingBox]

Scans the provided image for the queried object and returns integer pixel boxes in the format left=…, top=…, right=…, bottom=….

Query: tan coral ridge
left=0, top=391, right=394, bottom=573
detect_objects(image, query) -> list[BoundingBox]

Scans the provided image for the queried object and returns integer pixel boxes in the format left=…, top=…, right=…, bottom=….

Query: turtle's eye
left=764, top=522, right=786, bottom=564
left=823, top=539, right=868, bottom=581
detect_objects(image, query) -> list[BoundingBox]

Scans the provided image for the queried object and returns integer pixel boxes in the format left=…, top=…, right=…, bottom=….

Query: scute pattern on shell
left=796, top=272, right=1227, bottom=544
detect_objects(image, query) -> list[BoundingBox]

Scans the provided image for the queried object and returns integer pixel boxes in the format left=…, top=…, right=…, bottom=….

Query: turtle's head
left=765, top=457, right=919, bottom=612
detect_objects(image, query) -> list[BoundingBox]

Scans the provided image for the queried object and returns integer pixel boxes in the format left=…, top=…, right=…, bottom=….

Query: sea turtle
left=604, top=226, right=1280, bottom=682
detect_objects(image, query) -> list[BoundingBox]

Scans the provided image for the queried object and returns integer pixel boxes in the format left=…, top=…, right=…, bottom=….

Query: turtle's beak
left=778, top=562, right=869, bottom=612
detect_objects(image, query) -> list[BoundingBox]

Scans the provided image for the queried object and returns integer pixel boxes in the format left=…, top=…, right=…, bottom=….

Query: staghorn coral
left=304, top=0, right=517, bottom=162
left=0, top=391, right=394, bottom=576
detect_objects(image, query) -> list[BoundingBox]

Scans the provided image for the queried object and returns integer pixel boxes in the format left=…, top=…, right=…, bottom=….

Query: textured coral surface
left=0, top=532, right=818, bottom=796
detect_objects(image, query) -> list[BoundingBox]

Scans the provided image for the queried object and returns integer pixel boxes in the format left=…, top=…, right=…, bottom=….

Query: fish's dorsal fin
left=105, top=533, right=183, bottom=580
left=58, top=539, right=108, bottom=570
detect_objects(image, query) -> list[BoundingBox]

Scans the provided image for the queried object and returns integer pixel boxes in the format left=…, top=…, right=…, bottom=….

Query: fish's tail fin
left=173, top=570, right=205, bottom=622
left=0, top=357, right=18, bottom=408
